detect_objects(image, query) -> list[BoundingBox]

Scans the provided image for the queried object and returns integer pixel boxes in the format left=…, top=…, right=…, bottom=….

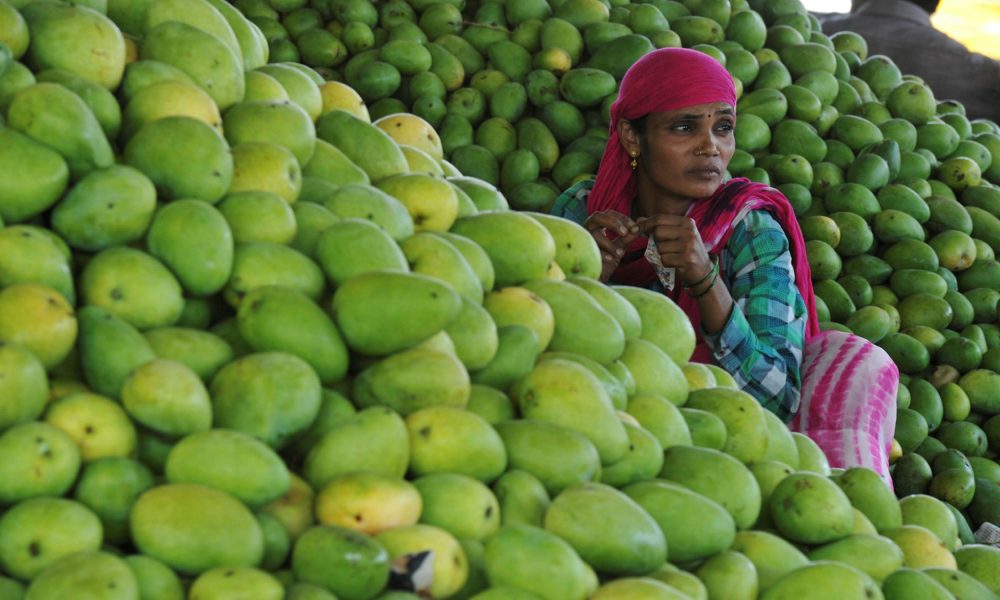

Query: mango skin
left=0, top=126, right=69, bottom=224
left=129, top=483, right=264, bottom=576
left=332, top=270, right=462, bottom=357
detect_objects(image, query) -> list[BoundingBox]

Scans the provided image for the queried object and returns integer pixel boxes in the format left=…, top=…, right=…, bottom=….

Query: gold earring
left=629, top=152, right=638, bottom=171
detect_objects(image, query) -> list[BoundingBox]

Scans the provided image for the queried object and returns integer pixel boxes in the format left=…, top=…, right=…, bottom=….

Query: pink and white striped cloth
left=790, top=330, right=900, bottom=486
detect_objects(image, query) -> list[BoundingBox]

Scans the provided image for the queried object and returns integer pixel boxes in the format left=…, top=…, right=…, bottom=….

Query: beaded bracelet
left=686, top=257, right=720, bottom=299
left=682, top=255, right=719, bottom=290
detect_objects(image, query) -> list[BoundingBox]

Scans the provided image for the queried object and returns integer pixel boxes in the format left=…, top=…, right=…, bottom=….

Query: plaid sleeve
left=701, top=210, right=807, bottom=422
left=549, top=178, right=595, bottom=225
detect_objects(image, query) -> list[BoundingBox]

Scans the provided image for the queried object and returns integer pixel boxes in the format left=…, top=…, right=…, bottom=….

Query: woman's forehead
left=647, top=102, right=735, bottom=120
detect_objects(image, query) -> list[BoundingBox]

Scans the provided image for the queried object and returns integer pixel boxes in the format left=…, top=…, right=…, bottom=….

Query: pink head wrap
left=587, top=47, right=738, bottom=215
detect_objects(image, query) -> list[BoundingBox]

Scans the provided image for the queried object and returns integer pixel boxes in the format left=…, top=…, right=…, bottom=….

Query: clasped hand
left=584, top=210, right=713, bottom=286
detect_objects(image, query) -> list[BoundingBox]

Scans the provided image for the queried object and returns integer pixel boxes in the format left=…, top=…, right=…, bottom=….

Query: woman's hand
left=638, top=214, right=713, bottom=287
left=584, top=210, right=640, bottom=282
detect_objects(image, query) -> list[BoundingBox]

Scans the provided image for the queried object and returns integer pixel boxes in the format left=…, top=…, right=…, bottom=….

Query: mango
left=0, top=341, right=48, bottom=431
left=544, top=482, right=665, bottom=575
left=226, top=241, right=325, bottom=307
left=759, top=562, right=880, bottom=600
left=402, top=232, right=482, bottom=302
left=0, top=497, right=102, bottom=581
left=0, top=124, right=69, bottom=224
left=316, top=109, right=409, bottom=183
left=484, top=524, right=590, bottom=600
left=882, top=569, right=954, bottom=600
left=204, top=0, right=268, bottom=70
left=445, top=297, right=499, bottom=370
left=143, top=0, right=241, bottom=60
left=511, top=358, right=627, bottom=464
left=808, top=534, right=903, bottom=583
left=7, top=82, right=113, bottom=180
left=376, top=525, right=468, bottom=599
left=77, top=306, right=156, bottom=399
left=831, top=467, right=902, bottom=531
left=495, top=419, right=600, bottom=495
left=165, top=429, right=289, bottom=509
left=353, top=346, right=470, bottom=414
left=0, top=422, right=79, bottom=504
left=129, top=483, right=263, bottom=575
left=313, top=471, right=420, bottom=535
left=493, top=469, right=548, bottom=528
left=188, top=566, right=282, bottom=600
left=923, top=568, right=998, bottom=600
left=686, top=387, right=770, bottom=464
left=625, top=392, right=692, bottom=450
left=124, top=116, right=233, bottom=203
left=730, top=530, right=808, bottom=592
left=406, top=405, right=506, bottom=482
left=768, top=472, right=854, bottom=545
left=624, top=479, right=735, bottom=563
left=237, top=285, right=348, bottom=385
left=599, top=422, right=663, bottom=488
left=470, top=325, right=542, bottom=391
left=302, top=406, right=409, bottom=489
left=140, top=21, right=243, bottom=110
left=0, top=225, right=74, bottom=306
left=618, top=338, right=688, bottom=406
left=24, top=552, right=137, bottom=600
left=292, top=525, right=390, bottom=600
left=954, top=544, right=1000, bottom=595
left=121, top=358, right=211, bottom=437
left=659, top=445, right=761, bottom=530
left=21, top=2, right=125, bottom=89
left=414, top=472, right=500, bottom=542
left=521, top=278, right=624, bottom=364
left=210, top=351, right=321, bottom=448
left=80, top=247, right=184, bottom=330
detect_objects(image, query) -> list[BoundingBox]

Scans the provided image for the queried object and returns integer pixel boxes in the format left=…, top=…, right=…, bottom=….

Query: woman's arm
left=702, top=211, right=808, bottom=422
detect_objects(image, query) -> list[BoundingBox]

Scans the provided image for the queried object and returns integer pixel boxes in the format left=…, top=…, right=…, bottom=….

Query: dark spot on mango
left=419, top=426, right=431, bottom=437
left=28, top=542, right=40, bottom=557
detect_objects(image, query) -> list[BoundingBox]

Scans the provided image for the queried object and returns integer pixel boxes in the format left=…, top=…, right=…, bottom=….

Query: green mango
left=808, top=534, right=903, bottom=583
left=484, top=524, right=590, bottom=600
left=188, top=566, right=283, bottom=600
left=923, top=568, right=997, bottom=600
left=671, top=14, right=724, bottom=45
left=210, top=351, right=321, bottom=449
left=495, top=419, right=600, bottom=496
left=123, top=555, right=185, bottom=600
left=144, top=0, right=241, bottom=61
left=321, top=184, right=413, bottom=241
left=516, top=117, right=560, bottom=172
left=659, top=445, right=761, bottom=530
left=565, top=277, right=641, bottom=340
left=465, top=384, right=514, bottom=425
left=144, top=200, right=233, bottom=299
left=0, top=126, right=69, bottom=224
left=130, top=483, right=263, bottom=575
left=598, top=422, right=662, bottom=488
left=521, top=279, right=624, bottom=364
left=7, top=82, right=113, bottom=180
left=618, top=338, right=688, bottom=406
left=140, top=21, right=243, bottom=110
left=121, top=358, right=212, bottom=437
left=225, top=241, right=325, bottom=308
left=332, top=270, right=461, bottom=356
left=958, top=369, right=1000, bottom=415
left=51, top=165, right=156, bottom=252
left=539, top=17, right=582, bottom=64
left=144, top=327, right=233, bottom=383
left=425, top=43, right=465, bottom=92
left=681, top=407, right=727, bottom=451
left=124, top=116, right=233, bottom=203
left=401, top=232, right=482, bottom=303
left=759, top=562, right=880, bottom=600
left=444, top=297, right=499, bottom=371
left=118, top=59, right=195, bottom=103
left=255, top=64, right=321, bottom=121
left=414, top=473, right=499, bottom=544
left=613, top=285, right=696, bottom=364
left=525, top=213, right=601, bottom=279
left=882, top=569, right=954, bottom=600
left=406, top=406, right=506, bottom=483
left=203, top=0, right=268, bottom=70
left=165, top=429, right=289, bottom=509
left=451, top=211, right=555, bottom=287
left=302, top=406, right=408, bottom=489
left=23, top=551, right=137, bottom=600
left=36, top=69, right=121, bottom=141
left=0, top=423, right=80, bottom=507
left=493, top=470, right=549, bottom=528
left=730, top=530, right=808, bottom=593
left=544, top=482, right=665, bottom=575
left=586, top=33, right=652, bottom=80
left=511, top=358, right=627, bottom=464
left=0, top=343, right=48, bottom=432
left=302, top=139, right=368, bottom=188
left=768, top=472, right=854, bottom=545
left=759, top=408, right=800, bottom=467
left=624, top=479, right=735, bottom=563
left=557, top=68, right=614, bottom=109
left=316, top=109, right=407, bottom=183
left=353, top=346, right=470, bottom=415
left=470, top=325, right=542, bottom=391
left=77, top=306, right=156, bottom=399
left=313, top=218, right=408, bottom=288
left=80, top=247, right=183, bottom=331
left=21, top=2, right=125, bottom=89
left=831, top=467, right=902, bottom=531
left=237, top=286, right=348, bottom=385
left=686, top=387, right=770, bottom=465
left=223, top=100, right=315, bottom=167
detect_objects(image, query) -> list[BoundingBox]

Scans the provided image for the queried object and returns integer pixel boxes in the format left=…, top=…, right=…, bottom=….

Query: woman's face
left=621, top=101, right=736, bottom=203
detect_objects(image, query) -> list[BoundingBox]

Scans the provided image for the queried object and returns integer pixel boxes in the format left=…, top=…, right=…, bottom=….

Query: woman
left=554, top=47, right=818, bottom=422
left=554, top=47, right=898, bottom=481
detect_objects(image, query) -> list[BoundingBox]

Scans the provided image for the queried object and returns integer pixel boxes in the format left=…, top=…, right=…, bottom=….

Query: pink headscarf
left=587, top=48, right=820, bottom=362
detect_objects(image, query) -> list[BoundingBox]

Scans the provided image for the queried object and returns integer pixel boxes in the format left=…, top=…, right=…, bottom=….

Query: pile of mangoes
left=3, top=0, right=1000, bottom=597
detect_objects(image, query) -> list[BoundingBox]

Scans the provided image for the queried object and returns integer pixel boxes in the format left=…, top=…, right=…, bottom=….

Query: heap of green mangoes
left=3, top=0, right=1000, bottom=597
